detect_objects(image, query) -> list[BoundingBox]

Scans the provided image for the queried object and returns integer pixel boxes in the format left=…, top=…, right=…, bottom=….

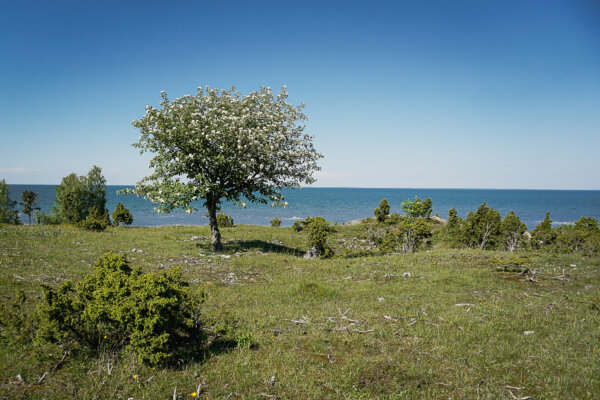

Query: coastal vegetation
left=1, top=220, right=599, bottom=398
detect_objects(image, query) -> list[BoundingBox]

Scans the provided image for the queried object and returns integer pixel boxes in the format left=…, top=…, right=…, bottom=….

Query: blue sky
left=1, top=0, right=599, bottom=189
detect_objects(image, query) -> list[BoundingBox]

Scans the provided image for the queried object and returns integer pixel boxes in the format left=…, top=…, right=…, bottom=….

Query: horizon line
left=6, top=183, right=600, bottom=191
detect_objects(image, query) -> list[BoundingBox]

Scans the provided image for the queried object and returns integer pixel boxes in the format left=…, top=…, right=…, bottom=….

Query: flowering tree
left=128, top=86, right=322, bottom=250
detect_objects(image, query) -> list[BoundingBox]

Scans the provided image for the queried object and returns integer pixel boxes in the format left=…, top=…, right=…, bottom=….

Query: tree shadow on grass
left=225, top=240, right=305, bottom=257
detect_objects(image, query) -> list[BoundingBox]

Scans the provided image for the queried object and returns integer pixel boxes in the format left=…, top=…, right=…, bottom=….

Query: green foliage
left=298, top=216, right=336, bottom=257
left=19, top=190, right=41, bottom=225
left=553, top=217, right=600, bottom=256
left=292, top=220, right=304, bottom=232
left=34, top=252, right=206, bottom=365
left=380, top=217, right=433, bottom=253
left=234, top=333, right=253, bottom=349
left=45, top=166, right=107, bottom=225
left=79, top=206, right=110, bottom=231
left=216, top=211, right=234, bottom=227
left=270, top=216, right=282, bottom=227
left=531, top=212, right=557, bottom=249
left=112, top=202, right=133, bottom=226
left=500, top=211, right=527, bottom=252
left=463, top=201, right=501, bottom=249
left=374, top=198, right=390, bottom=223
left=126, top=86, right=322, bottom=251
left=0, top=179, right=20, bottom=224
left=401, top=197, right=433, bottom=218
left=442, top=207, right=465, bottom=246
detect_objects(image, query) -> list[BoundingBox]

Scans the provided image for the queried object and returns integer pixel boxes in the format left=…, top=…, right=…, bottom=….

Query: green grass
left=1, top=223, right=599, bottom=399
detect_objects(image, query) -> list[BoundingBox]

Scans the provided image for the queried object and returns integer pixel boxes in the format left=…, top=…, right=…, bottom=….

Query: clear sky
left=1, top=0, right=599, bottom=189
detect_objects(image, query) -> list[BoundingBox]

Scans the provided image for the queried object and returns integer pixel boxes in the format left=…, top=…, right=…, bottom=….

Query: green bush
left=463, top=201, right=501, bottom=249
left=295, top=216, right=335, bottom=258
left=500, top=211, right=528, bottom=252
left=216, top=211, right=234, bottom=227
left=34, top=252, right=206, bottom=365
left=79, top=206, right=110, bottom=231
left=270, top=216, right=282, bottom=227
left=401, top=197, right=433, bottom=218
left=112, top=202, right=133, bottom=226
left=554, top=217, right=600, bottom=256
left=380, top=217, right=432, bottom=253
left=292, top=220, right=303, bottom=232
left=374, top=198, right=390, bottom=223
left=531, top=212, right=556, bottom=249
left=36, top=212, right=63, bottom=225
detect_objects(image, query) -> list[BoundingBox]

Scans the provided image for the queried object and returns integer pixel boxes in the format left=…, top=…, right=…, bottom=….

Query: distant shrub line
left=367, top=197, right=600, bottom=256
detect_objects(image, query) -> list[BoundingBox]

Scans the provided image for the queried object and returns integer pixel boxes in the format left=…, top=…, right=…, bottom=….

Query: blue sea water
left=8, top=185, right=600, bottom=230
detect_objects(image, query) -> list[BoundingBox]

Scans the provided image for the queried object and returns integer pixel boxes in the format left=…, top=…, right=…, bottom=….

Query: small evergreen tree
left=216, top=211, right=234, bottom=227
left=554, top=216, right=600, bottom=256
left=270, top=216, right=282, bottom=227
left=374, top=198, right=390, bottom=223
left=500, top=211, right=527, bottom=252
left=79, top=206, right=110, bottom=231
left=20, top=190, right=41, bottom=225
left=443, top=207, right=465, bottom=246
left=463, top=201, right=501, bottom=249
left=295, top=216, right=335, bottom=258
left=112, top=202, right=133, bottom=226
left=381, top=217, right=432, bottom=253
left=531, top=212, right=556, bottom=249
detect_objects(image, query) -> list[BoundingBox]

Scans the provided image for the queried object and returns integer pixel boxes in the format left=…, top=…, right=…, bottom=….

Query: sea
left=8, top=185, right=600, bottom=230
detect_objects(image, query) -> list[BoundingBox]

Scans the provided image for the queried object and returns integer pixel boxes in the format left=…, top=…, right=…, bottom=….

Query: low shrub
left=304, top=216, right=336, bottom=258
left=34, top=252, right=206, bottom=365
left=380, top=217, right=433, bottom=253
left=112, top=202, right=133, bottom=226
left=270, top=216, right=282, bottom=227
left=79, top=206, right=110, bottom=231
left=216, top=211, right=234, bottom=228
left=374, top=198, right=390, bottom=223
left=292, top=220, right=303, bottom=232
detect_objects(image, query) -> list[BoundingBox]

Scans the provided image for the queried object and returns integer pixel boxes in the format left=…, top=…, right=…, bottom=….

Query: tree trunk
left=206, top=195, right=222, bottom=251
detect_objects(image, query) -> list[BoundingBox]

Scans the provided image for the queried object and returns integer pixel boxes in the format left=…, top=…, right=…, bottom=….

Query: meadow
left=1, top=223, right=599, bottom=399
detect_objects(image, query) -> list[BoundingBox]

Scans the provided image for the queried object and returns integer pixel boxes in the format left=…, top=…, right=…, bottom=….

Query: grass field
left=1, top=223, right=599, bottom=399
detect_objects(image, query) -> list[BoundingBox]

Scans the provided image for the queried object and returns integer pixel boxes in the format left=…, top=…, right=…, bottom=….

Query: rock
left=304, top=247, right=320, bottom=259
left=430, top=215, right=447, bottom=224
left=190, top=236, right=201, bottom=241
left=523, top=330, right=535, bottom=335
left=377, top=297, right=385, bottom=302
left=403, top=272, right=411, bottom=277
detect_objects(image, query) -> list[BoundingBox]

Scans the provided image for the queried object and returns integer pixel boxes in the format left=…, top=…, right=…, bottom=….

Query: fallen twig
left=354, top=328, right=375, bottom=334
left=37, top=351, right=68, bottom=384
left=338, top=308, right=360, bottom=323
left=508, top=390, right=534, bottom=399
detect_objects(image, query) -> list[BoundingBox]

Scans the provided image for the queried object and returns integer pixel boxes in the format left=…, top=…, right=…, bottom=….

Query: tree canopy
left=128, top=86, right=322, bottom=250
